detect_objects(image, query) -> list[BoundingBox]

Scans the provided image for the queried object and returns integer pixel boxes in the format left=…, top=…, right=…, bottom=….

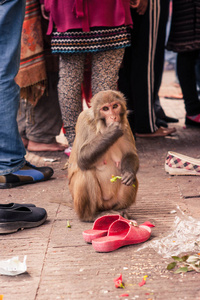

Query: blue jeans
left=0, top=0, right=26, bottom=175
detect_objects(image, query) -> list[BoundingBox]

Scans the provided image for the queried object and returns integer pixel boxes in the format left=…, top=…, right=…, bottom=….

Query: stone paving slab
left=0, top=70, right=200, bottom=300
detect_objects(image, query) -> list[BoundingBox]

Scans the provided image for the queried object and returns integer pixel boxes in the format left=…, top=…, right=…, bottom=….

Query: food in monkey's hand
left=110, top=175, right=136, bottom=187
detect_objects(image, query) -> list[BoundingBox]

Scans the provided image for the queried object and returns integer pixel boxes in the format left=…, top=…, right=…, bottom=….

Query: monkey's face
left=100, top=101, right=122, bottom=126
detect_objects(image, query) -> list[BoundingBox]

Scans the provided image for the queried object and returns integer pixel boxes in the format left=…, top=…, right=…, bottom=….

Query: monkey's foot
left=119, top=209, right=132, bottom=220
left=27, top=141, right=68, bottom=152
left=135, top=127, right=176, bottom=137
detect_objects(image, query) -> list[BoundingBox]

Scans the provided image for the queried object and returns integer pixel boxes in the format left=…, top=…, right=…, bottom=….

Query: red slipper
left=92, top=220, right=155, bottom=252
left=82, top=215, right=129, bottom=243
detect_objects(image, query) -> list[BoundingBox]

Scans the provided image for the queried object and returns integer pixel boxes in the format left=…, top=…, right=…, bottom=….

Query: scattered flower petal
left=114, top=274, right=125, bottom=288
left=139, top=275, right=148, bottom=287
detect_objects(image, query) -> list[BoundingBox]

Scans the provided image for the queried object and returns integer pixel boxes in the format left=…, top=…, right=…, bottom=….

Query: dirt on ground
left=0, top=69, right=200, bottom=300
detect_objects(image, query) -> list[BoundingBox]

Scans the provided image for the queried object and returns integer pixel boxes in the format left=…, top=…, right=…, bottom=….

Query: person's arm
left=136, top=0, right=148, bottom=15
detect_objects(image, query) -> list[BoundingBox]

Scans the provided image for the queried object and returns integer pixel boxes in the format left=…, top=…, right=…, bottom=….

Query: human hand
left=130, top=0, right=140, bottom=8
left=136, top=0, right=148, bottom=15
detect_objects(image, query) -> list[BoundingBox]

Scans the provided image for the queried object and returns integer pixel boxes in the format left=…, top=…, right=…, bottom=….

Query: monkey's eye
left=102, top=106, right=109, bottom=111
left=113, top=103, right=119, bottom=109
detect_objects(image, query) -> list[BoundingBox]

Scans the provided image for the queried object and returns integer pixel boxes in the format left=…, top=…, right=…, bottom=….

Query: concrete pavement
left=0, top=69, right=200, bottom=300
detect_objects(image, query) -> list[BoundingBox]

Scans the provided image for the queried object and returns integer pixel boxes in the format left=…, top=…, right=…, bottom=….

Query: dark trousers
left=17, top=71, right=63, bottom=143
left=118, top=0, right=170, bottom=133
left=177, top=50, right=200, bottom=116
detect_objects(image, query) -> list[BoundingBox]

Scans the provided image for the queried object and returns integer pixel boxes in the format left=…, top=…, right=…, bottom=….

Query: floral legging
left=58, top=48, right=125, bottom=146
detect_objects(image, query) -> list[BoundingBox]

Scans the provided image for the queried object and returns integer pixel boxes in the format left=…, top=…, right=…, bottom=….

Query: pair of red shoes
left=82, top=215, right=155, bottom=252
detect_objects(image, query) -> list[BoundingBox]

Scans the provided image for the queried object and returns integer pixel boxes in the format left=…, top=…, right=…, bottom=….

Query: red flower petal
left=139, top=278, right=146, bottom=287
left=114, top=274, right=122, bottom=283
left=114, top=274, right=124, bottom=288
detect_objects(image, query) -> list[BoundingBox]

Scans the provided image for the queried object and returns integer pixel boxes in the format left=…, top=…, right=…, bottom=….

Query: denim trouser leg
left=0, top=0, right=26, bottom=175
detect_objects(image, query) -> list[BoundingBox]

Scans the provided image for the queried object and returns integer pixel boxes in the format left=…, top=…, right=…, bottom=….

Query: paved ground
left=0, top=70, right=200, bottom=300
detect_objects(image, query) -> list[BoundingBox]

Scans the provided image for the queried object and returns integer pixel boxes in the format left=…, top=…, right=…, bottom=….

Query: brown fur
left=68, top=90, right=139, bottom=221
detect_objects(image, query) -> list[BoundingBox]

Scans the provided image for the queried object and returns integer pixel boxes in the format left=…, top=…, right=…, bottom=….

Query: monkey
left=68, top=90, right=139, bottom=221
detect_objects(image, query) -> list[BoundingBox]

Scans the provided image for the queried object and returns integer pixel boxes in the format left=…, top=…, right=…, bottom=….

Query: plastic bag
left=0, top=256, right=27, bottom=276
left=137, top=206, right=200, bottom=258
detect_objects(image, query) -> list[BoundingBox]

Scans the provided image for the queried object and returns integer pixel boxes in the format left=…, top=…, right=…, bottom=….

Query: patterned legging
left=58, top=48, right=125, bottom=146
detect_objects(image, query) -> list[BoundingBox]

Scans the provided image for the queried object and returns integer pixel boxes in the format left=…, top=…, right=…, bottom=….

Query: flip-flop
left=92, top=220, right=155, bottom=252
left=82, top=215, right=129, bottom=243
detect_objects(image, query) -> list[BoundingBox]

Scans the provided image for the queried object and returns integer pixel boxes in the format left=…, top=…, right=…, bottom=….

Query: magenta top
left=41, top=0, right=133, bottom=34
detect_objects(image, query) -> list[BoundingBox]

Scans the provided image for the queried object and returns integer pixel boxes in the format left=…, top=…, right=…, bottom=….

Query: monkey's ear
left=127, top=110, right=133, bottom=116
left=90, top=95, right=100, bottom=121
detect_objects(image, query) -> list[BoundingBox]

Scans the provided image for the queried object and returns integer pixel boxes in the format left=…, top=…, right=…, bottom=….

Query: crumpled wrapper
left=0, top=256, right=27, bottom=276
left=137, top=205, right=200, bottom=258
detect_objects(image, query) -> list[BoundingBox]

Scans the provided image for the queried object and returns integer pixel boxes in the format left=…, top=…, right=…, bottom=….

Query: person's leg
left=177, top=50, right=200, bottom=116
left=24, top=71, right=66, bottom=151
left=119, top=2, right=175, bottom=137
left=195, top=52, right=200, bottom=93
left=0, top=0, right=26, bottom=174
left=153, top=0, right=178, bottom=125
left=125, top=4, right=158, bottom=134
left=58, top=53, right=85, bottom=147
left=118, top=41, right=134, bottom=130
left=17, top=98, right=29, bottom=147
left=91, top=48, right=125, bottom=94
left=154, top=0, right=169, bottom=98
left=0, top=0, right=53, bottom=188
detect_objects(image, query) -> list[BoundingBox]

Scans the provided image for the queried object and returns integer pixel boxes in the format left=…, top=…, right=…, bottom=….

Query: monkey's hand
left=106, top=122, right=123, bottom=139
left=121, top=152, right=139, bottom=186
left=78, top=122, right=123, bottom=170
left=121, top=171, right=136, bottom=186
